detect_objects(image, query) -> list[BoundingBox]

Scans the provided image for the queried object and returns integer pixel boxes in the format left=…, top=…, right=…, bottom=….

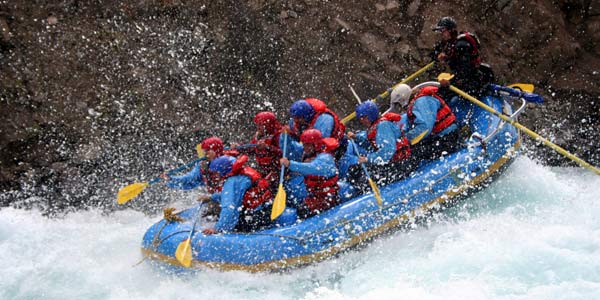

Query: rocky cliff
left=1, top=0, right=599, bottom=214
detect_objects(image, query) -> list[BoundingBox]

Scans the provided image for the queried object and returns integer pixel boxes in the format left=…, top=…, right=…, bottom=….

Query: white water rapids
left=1, top=156, right=599, bottom=300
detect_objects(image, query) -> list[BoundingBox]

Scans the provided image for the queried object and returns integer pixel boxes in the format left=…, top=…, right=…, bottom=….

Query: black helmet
left=432, top=17, right=457, bottom=32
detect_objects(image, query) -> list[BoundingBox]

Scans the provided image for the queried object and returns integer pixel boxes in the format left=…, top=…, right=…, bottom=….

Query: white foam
left=1, top=156, right=599, bottom=300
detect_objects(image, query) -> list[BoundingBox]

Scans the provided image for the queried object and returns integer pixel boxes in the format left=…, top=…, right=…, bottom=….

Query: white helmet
left=390, top=84, right=412, bottom=107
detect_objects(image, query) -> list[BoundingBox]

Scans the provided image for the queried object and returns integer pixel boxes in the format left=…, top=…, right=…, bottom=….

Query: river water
left=1, top=156, right=599, bottom=300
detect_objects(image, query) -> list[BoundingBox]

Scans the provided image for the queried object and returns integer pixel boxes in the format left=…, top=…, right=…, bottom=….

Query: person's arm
left=280, top=131, right=304, bottom=162
left=366, top=121, right=398, bottom=165
left=430, top=40, right=445, bottom=62
left=212, top=176, right=251, bottom=232
left=312, top=114, right=334, bottom=138
left=288, top=153, right=337, bottom=177
left=165, top=163, right=205, bottom=190
left=406, top=97, right=440, bottom=145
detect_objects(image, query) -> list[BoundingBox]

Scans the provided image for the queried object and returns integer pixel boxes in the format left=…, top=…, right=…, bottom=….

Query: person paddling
left=279, top=129, right=340, bottom=219
left=201, top=155, right=273, bottom=234
left=160, top=136, right=239, bottom=216
left=347, top=101, right=413, bottom=193
left=234, top=111, right=283, bottom=191
left=282, top=98, right=347, bottom=162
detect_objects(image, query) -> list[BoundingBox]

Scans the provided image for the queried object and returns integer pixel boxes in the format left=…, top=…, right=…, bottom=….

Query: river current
left=1, top=156, right=599, bottom=300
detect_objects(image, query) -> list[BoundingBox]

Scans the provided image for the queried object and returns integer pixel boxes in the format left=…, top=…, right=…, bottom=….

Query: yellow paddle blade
left=175, top=238, right=193, bottom=268
left=437, top=72, right=455, bottom=81
left=117, top=182, right=149, bottom=205
left=196, top=144, right=205, bottom=158
left=270, top=184, right=287, bottom=220
left=368, top=178, right=383, bottom=207
left=508, top=83, right=534, bottom=93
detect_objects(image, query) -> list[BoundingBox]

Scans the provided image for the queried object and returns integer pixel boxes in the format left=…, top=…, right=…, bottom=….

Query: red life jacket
left=457, top=31, right=481, bottom=67
left=366, top=112, right=411, bottom=162
left=407, top=86, right=456, bottom=136
left=225, top=156, right=273, bottom=210
left=291, top=98, right=346, bottom=142
left=200, top=165, right=223, bottom=194
left=301, top=144, right=339, bottom=213
left=250, top=131, right=282, bottom=173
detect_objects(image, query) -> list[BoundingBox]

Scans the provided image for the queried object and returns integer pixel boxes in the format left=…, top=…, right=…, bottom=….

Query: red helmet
left=201, top=136, right=224, bottom=155
left=300, top=129, right=323, bottom=145
left=254, top=111, right=276, bottom=126
left=254, top=111, right=282, bottom=133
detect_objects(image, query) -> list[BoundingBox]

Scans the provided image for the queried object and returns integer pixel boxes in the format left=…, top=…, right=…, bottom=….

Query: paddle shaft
left=279, top=134, right=288, bottom=184
left=149, top=157, right=204, bottom=185
left=450, top=85, right=600, bottom=175
left=350, top=141, right=373, bottom=179
left=349, top=140, right=383, bottom=207
left=341, top=61, right=436, bottom=124
left=148, top=143, right=255, bottom=185
left=186, top=203, right=203, bottom=241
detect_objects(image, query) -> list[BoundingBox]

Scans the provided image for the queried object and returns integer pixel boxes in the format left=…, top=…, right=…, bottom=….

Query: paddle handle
left=450, top=85, right=600, bottom=175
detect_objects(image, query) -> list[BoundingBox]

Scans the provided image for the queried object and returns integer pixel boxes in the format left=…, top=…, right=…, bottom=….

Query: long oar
left=341, top=61, right=436, bottom=124
left=270, top=132, right=288, bottom=220
left=175, top=203, right=204, bottom=268
left=449, top=84, right=600, bottom=175
left=349, top=140, right=383, bottom=207
left=117, top=147, right=206, bottom=205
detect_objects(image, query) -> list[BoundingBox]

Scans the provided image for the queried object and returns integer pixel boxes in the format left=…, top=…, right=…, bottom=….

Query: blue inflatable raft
left=141, top=82, right=526, bottom=272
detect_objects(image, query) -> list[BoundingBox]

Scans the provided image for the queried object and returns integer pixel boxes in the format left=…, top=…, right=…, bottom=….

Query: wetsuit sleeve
left=367, top=121, right=398, bottom=165
left=406, top=96, right=440, bottom=145
left=165, top=163, right=206, bottom=190
left=430, top=40, right=445, bottom=61
left=288, top=153, right=337, bottom=177
left=279, top=131, right=304, bottom=162
left=313, top=114, right=334, bottom=138
left=214, top=176, right=251, bottom=232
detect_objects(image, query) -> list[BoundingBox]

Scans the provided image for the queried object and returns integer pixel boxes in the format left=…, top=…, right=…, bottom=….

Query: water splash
left=1, top=157, right=599, bottom=300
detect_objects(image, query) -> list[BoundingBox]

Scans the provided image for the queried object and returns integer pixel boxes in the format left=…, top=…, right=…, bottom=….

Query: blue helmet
left=209, top=155, right=236, bottom=177
left=290, top=100, right=314, bottom=121
left=355, top=101, right=379, bottom=123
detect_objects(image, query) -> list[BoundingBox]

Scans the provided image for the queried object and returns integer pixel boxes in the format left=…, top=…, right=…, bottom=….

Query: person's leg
left=284, top=175, right=307, bottom=208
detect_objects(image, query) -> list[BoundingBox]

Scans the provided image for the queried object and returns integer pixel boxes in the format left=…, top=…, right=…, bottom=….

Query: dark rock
left=1, top=0, right=599, bottom=214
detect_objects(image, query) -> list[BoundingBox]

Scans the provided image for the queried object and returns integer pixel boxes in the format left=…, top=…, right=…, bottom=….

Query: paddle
left=270, top=132, right=288, bottom=220
left=349, top=140, right=383, bottom=207
left=346, top=84, right=383, bottom=206
left=447, top=83, right=600, bottom=175
left=175, top=203, right=204, bottom=268
left=116, top=146, right=206, bottom=205
left=341, top=61, right=436, bottom=124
